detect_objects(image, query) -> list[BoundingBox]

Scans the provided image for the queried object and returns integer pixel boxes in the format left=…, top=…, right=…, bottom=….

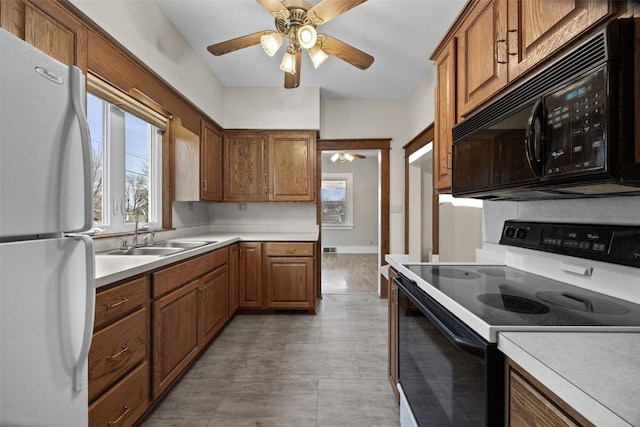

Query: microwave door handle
left=525, top=99, right=544, bottom=178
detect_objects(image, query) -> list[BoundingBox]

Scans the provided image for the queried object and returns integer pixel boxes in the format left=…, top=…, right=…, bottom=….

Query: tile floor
left=139, top=256, right=400, bottom=427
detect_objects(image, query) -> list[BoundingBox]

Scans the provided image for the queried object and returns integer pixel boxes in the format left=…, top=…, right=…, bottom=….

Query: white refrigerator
left=0, top=29, right=95, bottom=426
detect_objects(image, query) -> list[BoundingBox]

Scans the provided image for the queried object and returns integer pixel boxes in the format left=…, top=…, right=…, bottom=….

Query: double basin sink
left=107, top=240, right=217, bottom=257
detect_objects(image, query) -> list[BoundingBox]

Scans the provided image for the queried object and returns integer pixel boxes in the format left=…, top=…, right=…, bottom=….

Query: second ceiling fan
left=207, top=0, right=374, bottom=89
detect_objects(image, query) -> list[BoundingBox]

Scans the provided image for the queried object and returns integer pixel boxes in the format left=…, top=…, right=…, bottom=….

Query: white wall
left=224, top=87, right=320, bottom=130
left=320, top=99, right=416, bottom=254
left=70, top=0, right=225, bottom=124
left=322, top=155, right=378, bottom=252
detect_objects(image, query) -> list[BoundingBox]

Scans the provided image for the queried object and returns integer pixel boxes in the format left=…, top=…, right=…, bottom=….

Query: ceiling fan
left=206, top=0, right=374, bottom=89
left=330, top=152, right=366, bottom=162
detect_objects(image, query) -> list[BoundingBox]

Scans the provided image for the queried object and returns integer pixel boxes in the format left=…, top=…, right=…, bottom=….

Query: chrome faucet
left=132, top=209, right=146, bottom=247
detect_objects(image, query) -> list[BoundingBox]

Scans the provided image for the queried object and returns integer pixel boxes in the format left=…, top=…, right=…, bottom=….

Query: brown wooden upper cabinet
left=0, top=0, right=88, bottom=71
left=456, top=0, right=612, bottom=117
left=201, top=120, right=223, bottom=201
left=433, top=41, right=456, bottom=190
left=224, top=130, right=316, bottom=202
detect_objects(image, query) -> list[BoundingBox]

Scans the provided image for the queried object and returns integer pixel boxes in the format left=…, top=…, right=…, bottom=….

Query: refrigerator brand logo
left=35, top=66, right=63, bottom=84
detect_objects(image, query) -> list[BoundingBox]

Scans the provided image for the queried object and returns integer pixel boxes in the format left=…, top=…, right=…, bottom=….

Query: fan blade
left=207, top=31, right=265, bottom=56
left=257, top=0, right=290, bottom=19
left=284, top=50, right=302, bottom=89
left=351, top=153, right=366, bottom=159
left=307, top=0, right=367, bottom=25
left=319, top=35, right=374, bottom=70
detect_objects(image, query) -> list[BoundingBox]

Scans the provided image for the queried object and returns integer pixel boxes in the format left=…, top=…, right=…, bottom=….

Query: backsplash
left=208, top=202, right=317, bottom=225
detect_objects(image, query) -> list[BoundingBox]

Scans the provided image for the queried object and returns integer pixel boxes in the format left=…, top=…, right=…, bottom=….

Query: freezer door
left=0, top=237, right=95, bottom=426
left=0, top=29, right=92, bottom=238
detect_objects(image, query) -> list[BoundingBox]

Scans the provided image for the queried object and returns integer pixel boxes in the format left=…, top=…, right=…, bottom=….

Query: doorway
left=316, top=139, right=391, bottom=298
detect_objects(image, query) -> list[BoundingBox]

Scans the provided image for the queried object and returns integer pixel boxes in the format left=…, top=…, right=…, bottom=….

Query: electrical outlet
left=238, top=203, right=247, bottom=212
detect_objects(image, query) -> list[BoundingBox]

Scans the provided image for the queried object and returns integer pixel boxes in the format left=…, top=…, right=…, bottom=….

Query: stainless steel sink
left=107, top=247, right=185, bottom=256
left=150, top=241, right=210, bottom=249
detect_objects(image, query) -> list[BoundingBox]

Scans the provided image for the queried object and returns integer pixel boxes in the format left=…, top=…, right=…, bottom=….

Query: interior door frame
left=402, top=123, right=435, bottom=255
left=316, top=138, right=391, bottom=298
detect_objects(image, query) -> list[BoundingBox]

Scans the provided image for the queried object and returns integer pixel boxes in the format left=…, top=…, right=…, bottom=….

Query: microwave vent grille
left=453, top=33, right=607, bottom=142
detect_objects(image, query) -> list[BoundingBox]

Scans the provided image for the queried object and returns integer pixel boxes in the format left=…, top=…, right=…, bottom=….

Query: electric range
left=398, top=220, right=640, bottom=342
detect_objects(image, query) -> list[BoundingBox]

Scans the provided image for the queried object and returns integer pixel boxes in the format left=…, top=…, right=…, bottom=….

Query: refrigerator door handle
left=70, top=234, right=95, bottom=391
left=70, top=66, right=93, bottom=233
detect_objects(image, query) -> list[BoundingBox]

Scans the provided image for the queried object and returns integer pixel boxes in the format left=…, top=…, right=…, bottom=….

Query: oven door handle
left=394, top=276, right=486, bottom=358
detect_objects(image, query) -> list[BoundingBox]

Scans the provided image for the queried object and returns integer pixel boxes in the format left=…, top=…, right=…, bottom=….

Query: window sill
left=322, top=224, right=354, bottom=230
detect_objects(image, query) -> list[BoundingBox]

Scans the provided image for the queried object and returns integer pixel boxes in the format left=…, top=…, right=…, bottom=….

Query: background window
left=321, top=173, right=354, bottom=228
left=88, top=92, right=162, bottom=233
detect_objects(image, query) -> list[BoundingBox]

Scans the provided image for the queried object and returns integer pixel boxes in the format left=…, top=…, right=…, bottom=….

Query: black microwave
left=452, top=19, right=638, bottom=200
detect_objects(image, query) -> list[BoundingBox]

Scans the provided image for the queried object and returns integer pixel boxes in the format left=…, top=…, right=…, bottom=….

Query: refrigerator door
left=0, top=236, right=95, bottom=426
left=0, top=29, right=92, bottom=238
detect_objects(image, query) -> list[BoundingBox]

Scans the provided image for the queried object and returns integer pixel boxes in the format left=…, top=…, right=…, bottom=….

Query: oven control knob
left=505, top=227, right=515, bottom=238
left=515, top=228, right=527, bottom=239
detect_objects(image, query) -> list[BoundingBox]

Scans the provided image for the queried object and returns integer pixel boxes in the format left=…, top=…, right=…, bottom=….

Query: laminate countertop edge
left=499, top=331, right=640, bottom=427
left=94, top=232, right=319, bottom=288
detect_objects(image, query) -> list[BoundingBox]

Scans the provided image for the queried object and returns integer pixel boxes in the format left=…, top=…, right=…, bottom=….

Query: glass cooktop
left=402, top=264, right=640, bottom=328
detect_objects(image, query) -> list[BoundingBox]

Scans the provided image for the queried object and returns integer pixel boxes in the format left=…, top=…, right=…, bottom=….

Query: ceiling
left=155, top=0, right=465, bottom=100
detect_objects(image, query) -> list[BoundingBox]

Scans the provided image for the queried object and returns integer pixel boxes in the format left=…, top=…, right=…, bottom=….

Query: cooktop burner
left=403, top=264, right=640, bottom=328
left=479, top=293, right=550, bottom=314
left=536, top=291, right=629, bottom=315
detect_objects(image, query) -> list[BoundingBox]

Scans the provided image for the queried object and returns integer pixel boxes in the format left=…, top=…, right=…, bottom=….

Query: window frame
left=321, top=172, right=354, bottom=229
left=87, top=86, right=164, bottom=235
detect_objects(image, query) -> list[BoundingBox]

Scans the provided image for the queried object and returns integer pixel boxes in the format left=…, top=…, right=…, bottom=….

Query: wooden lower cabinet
left=228, top=243, right=239, bottom=316
left=199, top=264, right=229, bottom=345
left=508, top=359, right=594, bottom=427
left=239, top=242, right=317, bottom=312
left=89, top=275, right=150, bottom=427
left=89, top=362, right=149, bottom=427
left=152, top=279, right=200, bottom=399
left=387, top=267, right=399, bottom=404
left=239, top=242, right=264, bottom=308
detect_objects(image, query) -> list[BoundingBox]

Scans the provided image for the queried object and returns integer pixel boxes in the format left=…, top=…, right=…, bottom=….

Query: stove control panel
left=500, top=221, right=640, bottom=268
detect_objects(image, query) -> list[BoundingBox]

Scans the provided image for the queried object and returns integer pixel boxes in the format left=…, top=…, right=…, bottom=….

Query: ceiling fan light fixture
left=343, top=153, right=354, bottom=162
left=297, top=25, right=317, bottom=49
left=260, top=31, right=283, bottom=57
left=308, top=45, right=328, bottom=69
left=330, top=153, right=340, bottom=162
left=279, top=47, right=297, bottom=75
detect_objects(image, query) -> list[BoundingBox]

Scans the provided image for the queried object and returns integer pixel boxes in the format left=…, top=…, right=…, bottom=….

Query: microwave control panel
left=544, top=66, right=608, bottom=177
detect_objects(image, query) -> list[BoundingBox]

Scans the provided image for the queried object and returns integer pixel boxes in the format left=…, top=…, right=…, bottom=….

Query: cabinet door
left=1, top=0, right=89, bottom=71
left=152, top=280, right=199, bottom=399
left=239, top=242, right=263, bottom=308
left=201, top=120, right=222, bottom=201
left=387, top=268, right=399, bottom=404
left=199, top=265, right=229, bottom=346
left=434, top=40, right=457, bottom=190
left=507, top=0, right=612, bottom=81
left=266, top=256, right=314, bottom=309
left=228, top=243, right=239, bottom=316
left=456, top=0, right=508, bottom=117
left=268, top=131, right=316, bottom=201
left=224, top=132, right=268, bottom=201
left=173, top=120, right=200, bottom=201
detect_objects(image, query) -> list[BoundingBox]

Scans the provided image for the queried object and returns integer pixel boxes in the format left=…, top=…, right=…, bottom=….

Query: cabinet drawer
left=95, top=276, right=148, bottom=328
left=89, top=361, right=149, bottom=427
left=265, top=242, right=314, bottom=256
left=89, top=307, right=147, bottom=402
left=153, top=251, right=222, bottom=297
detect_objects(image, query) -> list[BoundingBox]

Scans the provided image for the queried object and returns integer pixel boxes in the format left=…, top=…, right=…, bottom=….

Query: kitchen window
left=87, top=77, right=165, bottom=233
left=321, top=173, right=353, bottom=229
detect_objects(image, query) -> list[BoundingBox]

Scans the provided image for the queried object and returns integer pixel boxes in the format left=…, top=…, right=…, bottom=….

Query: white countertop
left=95, top=231, right=318, bottom=288
left=500, top=332, right=640, bottom=427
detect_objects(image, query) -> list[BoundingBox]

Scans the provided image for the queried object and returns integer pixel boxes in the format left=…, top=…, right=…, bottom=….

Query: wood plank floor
left=321, top=253, right=378, bottom=294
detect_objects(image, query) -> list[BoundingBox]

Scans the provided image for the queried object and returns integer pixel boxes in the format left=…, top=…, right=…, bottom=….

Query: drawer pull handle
left=108, top=406, right=130, bottom=425
left=107, top=297, right=128, bottom=309
left=107, top=345, right=129, bottom=360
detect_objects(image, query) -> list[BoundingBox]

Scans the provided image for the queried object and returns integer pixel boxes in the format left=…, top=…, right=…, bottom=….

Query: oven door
left=395, top=274, right=503, bottom=427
